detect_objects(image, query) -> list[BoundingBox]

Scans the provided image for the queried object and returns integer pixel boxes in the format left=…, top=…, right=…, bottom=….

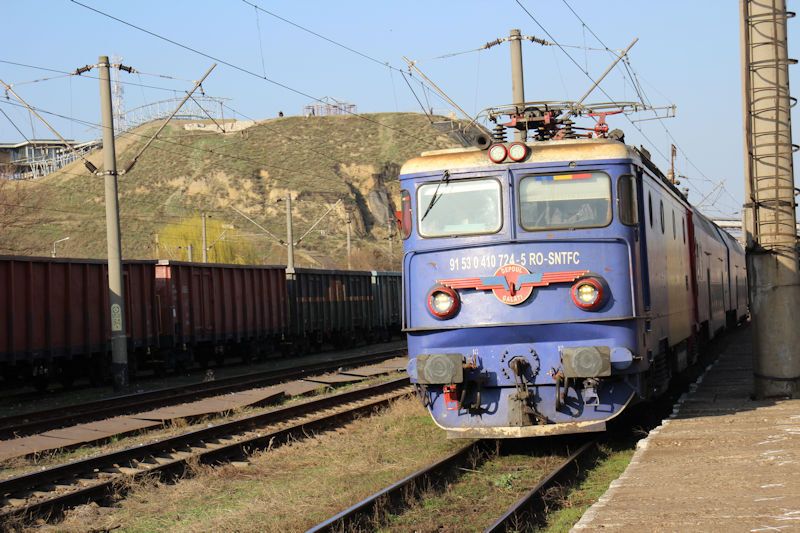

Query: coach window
left=672, top=210, right=676, bottom=239
left=682, top=217, right=686, bottom=243
left=648, top=193, right=653, bottom=228
left=659, top=200, right=665, bottom=234
left=417, top=178, right=502, bottom=237
left=519, top=171, right=611, bottom=230
left=617, top=174, right=637, bottom=226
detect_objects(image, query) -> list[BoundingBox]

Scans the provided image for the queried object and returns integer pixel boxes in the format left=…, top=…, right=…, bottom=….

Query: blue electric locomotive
left=399, top=104, right=746, bottom=438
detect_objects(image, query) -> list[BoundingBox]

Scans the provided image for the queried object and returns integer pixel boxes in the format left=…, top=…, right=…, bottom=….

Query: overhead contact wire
left=69, top=0, right=415, bottom=139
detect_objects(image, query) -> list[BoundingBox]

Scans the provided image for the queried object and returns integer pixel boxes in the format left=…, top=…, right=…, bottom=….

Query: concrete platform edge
left=571, top=360, right=720, bottom=531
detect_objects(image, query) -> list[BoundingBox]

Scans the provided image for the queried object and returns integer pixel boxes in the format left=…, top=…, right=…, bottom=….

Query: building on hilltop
left=303, top=97, right=356, bottom=117
left=0, top=139, right=101, bottom=180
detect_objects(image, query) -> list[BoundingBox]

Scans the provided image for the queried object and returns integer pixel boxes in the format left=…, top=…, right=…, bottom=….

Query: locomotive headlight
left=577, top=284, right=598, bottom=304
left=507, top=142, right=529, bottom=162
left=426, top=285, right=460, bottom=319
left=570, top=277, right=606, bottom=311
left=488, top=144, right=508, bottom=163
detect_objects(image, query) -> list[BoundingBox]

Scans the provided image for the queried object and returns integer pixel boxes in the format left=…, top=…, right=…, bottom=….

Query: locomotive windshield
left=417, top=178, right=502, bottom=237
left=519, top=172, right=611, bottom=230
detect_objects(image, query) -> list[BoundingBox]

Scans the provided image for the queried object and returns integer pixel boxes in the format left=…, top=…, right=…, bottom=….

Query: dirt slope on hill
left=1, top=113, right=458, bottom=270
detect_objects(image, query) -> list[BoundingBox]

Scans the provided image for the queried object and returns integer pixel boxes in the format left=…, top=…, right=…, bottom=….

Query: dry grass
left=43, top=396, right=461, bottom=533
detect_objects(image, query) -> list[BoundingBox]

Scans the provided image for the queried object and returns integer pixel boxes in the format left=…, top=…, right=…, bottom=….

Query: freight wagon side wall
left=0, top=258, right=109, bottom=363
left=123, top=261, right=159, bottom=350
left=209, top=265, right=287, bottom=342
left=0, top=258, right=162, bottom=365
left=155, top=261, right=287, bottom=349
left=288, top=269, right=374, bottom=338
left=371, top=272, right=402, bottom=330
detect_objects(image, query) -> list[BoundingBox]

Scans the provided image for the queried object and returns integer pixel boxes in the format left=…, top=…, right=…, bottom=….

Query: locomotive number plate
left=448, top=251, right=581, bottom=272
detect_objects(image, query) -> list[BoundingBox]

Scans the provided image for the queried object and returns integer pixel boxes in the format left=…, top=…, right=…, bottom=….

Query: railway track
left=0, top=377, right=412, bottom=525
left=308, top=438, right=598, bottom=532
left=0, top=347, right=406, bottom=439
left=484, top=440, right=598, bottom=532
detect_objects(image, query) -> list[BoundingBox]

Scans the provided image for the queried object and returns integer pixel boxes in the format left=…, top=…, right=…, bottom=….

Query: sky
left=1, top=0, right=797, bottom=219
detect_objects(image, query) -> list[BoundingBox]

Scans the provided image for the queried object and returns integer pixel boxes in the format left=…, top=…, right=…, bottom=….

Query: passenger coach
left=399, top=138, right=746, bottom=438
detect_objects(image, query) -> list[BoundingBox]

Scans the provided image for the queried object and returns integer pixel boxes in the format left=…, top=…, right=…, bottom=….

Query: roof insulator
left=492, top=123, right=506, bottom=142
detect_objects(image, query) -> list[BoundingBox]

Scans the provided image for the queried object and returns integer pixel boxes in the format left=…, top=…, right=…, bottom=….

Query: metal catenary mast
left=741, top=0, right=800, bottom=398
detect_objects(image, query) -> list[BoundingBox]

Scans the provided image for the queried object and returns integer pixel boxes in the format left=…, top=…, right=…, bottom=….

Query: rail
left=309, top=438, right=598, bottom=532
left=0, top=377, right=412, bottom=523
left=484, top=440, right=598, bottom=532
left=0, top=347, right=406, bottom=439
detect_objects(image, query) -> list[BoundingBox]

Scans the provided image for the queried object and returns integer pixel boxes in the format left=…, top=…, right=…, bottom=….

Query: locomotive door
left=636, top=169, right=652, bottom=311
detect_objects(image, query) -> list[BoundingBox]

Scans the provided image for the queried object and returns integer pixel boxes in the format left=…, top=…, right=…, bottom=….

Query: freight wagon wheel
left=214, top=348, right=225, bottom=367
left=151, top=363, right=164, bottom=379
left=32, top=374, right=50, bottom=393
left=56, top=362, right=76, bottom=390
left=197, top=349, right=210, bottom=370
left=180, top=347, right=195, bottom=373
left=88, top=354, right=110, bottom=386
left=330, top=335, right=344, bottom=351
left=241, top=347, right=254, bottom=365
left=256, top=341, right=273, bottom=361
left=128, top=353, right=140, bottom=381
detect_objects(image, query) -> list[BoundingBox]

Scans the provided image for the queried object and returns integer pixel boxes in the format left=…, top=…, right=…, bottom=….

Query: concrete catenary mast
left=98, top=55, right=129, bottom=390
left=741, top=0, right=800, bottom=398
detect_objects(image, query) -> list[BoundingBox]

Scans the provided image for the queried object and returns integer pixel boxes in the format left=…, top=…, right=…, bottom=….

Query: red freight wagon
left=0, top=257, right=159, bottom=387
left=287, top=268, right=374, bottom=349
left=154, top=261, right=287, bottom=364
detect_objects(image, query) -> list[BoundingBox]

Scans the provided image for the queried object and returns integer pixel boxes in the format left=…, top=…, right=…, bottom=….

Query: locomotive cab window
left=519, top=171, right=611, bottom=230
left=417, top=178, right=502, bottom=237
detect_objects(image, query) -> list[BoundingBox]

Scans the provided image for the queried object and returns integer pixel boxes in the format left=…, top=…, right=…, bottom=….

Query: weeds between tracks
left=31, top=396, right=462, bottom=533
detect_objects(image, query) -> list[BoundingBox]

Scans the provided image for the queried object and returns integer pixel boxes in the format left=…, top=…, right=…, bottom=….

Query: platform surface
left=574, top=327, right=800, bottom=532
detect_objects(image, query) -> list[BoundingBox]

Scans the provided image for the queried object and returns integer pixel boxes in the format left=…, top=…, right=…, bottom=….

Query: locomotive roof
left=400, top=138, right=640, bottom=175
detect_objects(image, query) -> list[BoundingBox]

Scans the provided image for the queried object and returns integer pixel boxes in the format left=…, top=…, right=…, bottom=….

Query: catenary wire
left=559, top=0, right=740, bottom=214
left=69, top=0, right=418, bottom=139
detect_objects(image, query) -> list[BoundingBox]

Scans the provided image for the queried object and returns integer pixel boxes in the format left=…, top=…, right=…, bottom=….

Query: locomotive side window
left=617, top=174, right=638, bottom=226
left=519, top=172, right=611, bottom=230
left=659, top=200, right=665, bottom=234
left=400, top=190, right=412, bottom=240
left=417, top=178, right=502, bottom=237
left=648, top=193, right=653, bottom=228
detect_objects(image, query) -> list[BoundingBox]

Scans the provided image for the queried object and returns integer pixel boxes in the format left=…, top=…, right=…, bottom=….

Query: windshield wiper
left=420, top=169, right=450, bottom=222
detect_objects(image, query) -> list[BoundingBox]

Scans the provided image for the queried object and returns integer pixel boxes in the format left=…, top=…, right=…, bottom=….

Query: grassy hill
left=0, top=113, right=459, bottom=270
